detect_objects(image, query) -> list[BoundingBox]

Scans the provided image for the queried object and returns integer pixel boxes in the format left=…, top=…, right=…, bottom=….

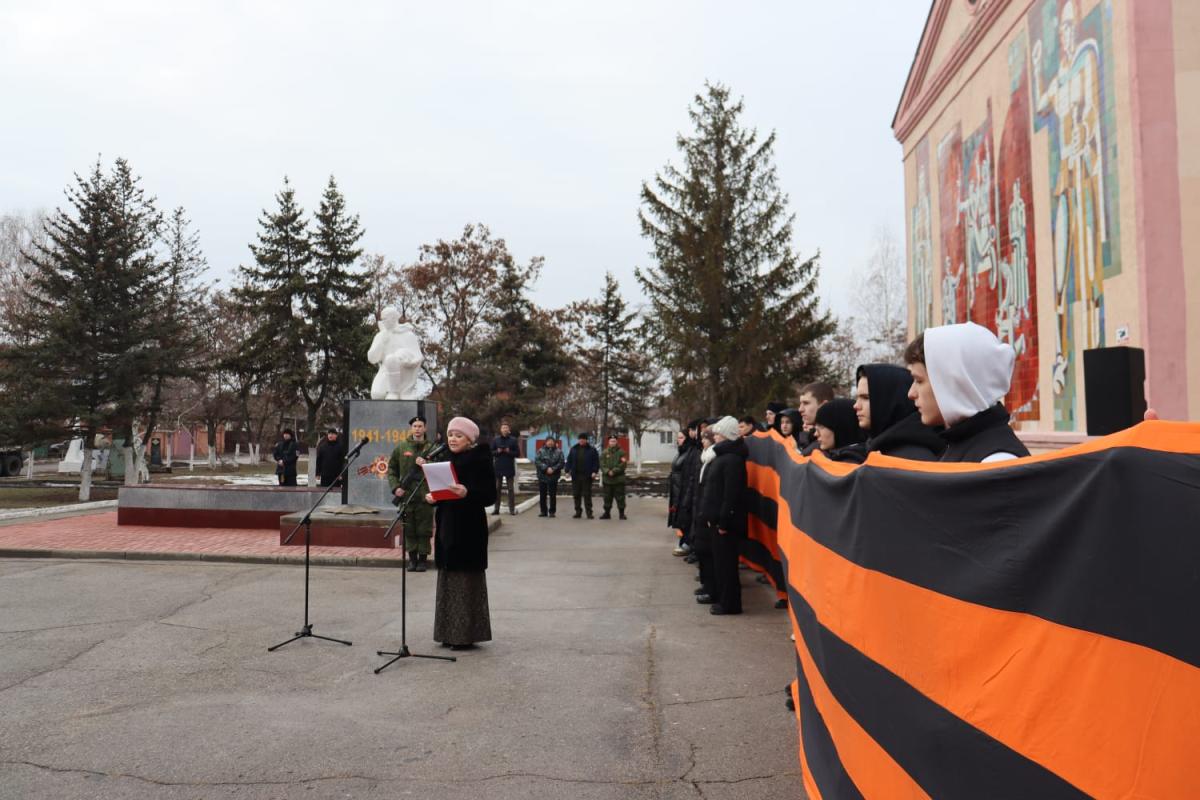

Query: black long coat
left=433, top=444, right=497, bottom=572
left=667, top=441, right=698, bottom=530
left=315, top=438, right=346, bottom=487
left=696, top=438, right=749, bottom=537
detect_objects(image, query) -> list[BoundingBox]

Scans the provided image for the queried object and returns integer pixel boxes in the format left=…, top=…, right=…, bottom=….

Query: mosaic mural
left=936, top=73, right=1040, bottom=422
left=1029, top=0, right=1121, bottom=429
left=910, top=138, right=934, bottom=335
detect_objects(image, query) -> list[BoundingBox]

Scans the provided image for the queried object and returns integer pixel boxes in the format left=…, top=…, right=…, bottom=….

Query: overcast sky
left=0, top=0, right=930, bottom=319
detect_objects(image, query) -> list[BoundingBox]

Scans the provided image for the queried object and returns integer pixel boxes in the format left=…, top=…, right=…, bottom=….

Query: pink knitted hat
left=447, top=416, right=480, bottom=443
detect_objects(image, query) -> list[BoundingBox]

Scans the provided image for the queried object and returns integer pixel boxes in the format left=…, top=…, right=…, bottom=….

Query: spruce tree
left=233, top=177, right=311, bottom=434
left=637, top=83, right=833, bottom=415
left=0, top=158, right=169, bottom=498
left=305, top=176, right=372, bottom=438
left=576, top=272, right=656, bottom=438
left=143, top=208, right=208, bottom=448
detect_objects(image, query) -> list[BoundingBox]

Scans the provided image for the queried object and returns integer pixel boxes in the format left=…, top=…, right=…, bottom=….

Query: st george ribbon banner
left=745, top=421, right=1200, bottom=800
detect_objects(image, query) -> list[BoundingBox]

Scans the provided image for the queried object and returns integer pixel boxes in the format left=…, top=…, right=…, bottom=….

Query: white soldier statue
left=368, top=307, right=424, bottom=400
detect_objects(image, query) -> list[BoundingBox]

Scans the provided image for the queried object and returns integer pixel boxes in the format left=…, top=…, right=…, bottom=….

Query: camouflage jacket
left=600, top=445, right=628, bottom=485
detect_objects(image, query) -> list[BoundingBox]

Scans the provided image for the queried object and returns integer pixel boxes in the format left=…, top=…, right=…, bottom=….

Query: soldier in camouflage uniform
left=388, top=415, right=438, bottom=571
left=599, top=434, right=628, bottom=520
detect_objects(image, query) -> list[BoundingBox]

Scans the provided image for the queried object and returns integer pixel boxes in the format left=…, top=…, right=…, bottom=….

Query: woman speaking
left=426, top=416, right=496, bottom=651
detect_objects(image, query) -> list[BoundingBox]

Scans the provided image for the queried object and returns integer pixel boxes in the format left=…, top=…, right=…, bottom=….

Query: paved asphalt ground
left=0, top=495, right=803, bottom=800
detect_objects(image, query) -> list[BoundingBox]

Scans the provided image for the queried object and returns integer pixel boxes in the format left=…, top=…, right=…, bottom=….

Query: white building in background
left=631, top=417, right=680, bottom=466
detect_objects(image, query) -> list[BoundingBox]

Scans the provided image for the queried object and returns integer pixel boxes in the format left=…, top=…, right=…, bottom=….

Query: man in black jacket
left=854, top=365, right=945, bottom=460
left=565, top=433, right=600, bottom=519
left=905, top=323, right=1030, bottom=463
left=490, top=421, right=519, bottom=515
left=314, top=428, right=347, bottom=487
left=695, top=416, right=748, bottom=615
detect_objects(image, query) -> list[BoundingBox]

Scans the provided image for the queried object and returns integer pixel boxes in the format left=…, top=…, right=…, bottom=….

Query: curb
left=0, top=519, right=506, bottom=569
left=0, top=547, right=408, bottom=568
left=0, top=500, right=118, bottom=521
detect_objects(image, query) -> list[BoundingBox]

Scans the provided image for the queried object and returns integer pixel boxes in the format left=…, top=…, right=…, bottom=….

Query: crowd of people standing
left=667, top=322, right=1033, bottom=615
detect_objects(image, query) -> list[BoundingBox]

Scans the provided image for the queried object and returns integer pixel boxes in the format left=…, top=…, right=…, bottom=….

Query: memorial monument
left=367, top=307, right=424, bottom=400
left=346, top=307, right=438, bottom=509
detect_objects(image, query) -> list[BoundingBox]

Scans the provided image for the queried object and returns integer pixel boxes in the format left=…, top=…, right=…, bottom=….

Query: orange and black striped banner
left=745, top=422, right=1200, bottom=799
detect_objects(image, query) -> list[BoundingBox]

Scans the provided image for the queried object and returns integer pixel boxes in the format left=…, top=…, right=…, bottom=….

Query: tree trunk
left=207, top=421, right=218, bottom=469
left=79, top=447, right=94, bottom=502
left=124, top=445, right=137, bottom=486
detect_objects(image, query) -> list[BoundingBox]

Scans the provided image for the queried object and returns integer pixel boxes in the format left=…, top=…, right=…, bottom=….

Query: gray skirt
left=433, top=569, right=492, bottom=645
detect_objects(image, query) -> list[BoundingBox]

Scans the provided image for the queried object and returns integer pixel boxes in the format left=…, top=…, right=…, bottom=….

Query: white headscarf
left=924, top=322, right=1015, bottom=427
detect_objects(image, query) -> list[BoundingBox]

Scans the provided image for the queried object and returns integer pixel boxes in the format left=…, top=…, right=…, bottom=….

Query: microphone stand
left=375, top=446, right=456, bottom=673
left=268, top=438, right=367, bottom=652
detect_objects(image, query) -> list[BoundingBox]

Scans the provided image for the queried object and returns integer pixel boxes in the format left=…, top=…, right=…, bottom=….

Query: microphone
left=422, top=442, right=448, bottom=461
left=347, top=437, right=371, bottom=458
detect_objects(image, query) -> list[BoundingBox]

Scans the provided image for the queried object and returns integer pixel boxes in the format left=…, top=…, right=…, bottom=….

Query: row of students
left=667, top=322, right=1034, bottom=621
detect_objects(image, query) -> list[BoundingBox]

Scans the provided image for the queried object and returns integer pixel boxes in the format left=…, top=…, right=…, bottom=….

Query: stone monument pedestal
left=278, top=508, right=398, bottom=549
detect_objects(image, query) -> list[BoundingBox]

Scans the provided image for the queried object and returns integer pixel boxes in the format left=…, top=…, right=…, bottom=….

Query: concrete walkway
left=0, top=496, right=803, bottom=799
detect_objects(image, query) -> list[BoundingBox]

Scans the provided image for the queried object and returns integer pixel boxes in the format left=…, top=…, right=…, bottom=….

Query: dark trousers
left=278, top=463, right=297, bottom=486
left=713, top=531, right=743, bottom=612
left=494, top=474, right=515, bottom=512
left=693, top=525, right=717, bottom=596
left=538, top=480, right=559, bottom=515
left=602, top=483, right=625, bottom=514
left=572, top=475, right=593, bottom=515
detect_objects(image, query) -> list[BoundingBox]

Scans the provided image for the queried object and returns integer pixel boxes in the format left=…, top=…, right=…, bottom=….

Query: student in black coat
left=904, top=323, right=1030, bottom=463
left=813, top=399, right=867, bottom=464
left=668, top=431, right=696, bottom=544
left=272, top=429, right=300, bottom=486
left=428, top=417, right=497, bottom=650
left=314, top=429, right=347, bottom=487
left=854, top=365, right=945, bottom=461
left=776, top=408, right=804, bottom=450
left=689, top=429, right=718, bottom=598
left=695, top=416, right=748, bottom=615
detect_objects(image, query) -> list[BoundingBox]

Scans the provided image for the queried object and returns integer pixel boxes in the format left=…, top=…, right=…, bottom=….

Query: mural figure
left=942, top=257, right=961, bottom=325
left=997, top=181, right=1031, bottom=355
left=958, top=133, right=999, bottom=313
left=1030, top=0, right=1118, bottom=428
left=934, top=62, right=1040, bottom=422
left=910, top=141, right=935, bottom=334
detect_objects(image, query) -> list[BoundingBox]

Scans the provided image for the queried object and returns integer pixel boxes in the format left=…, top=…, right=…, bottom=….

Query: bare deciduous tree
left=0, top=210, right=48, bottom=346
left=403, top=224, right=516, bottom=405
left=361, top=252, right=405, bottom=322
left=851, top=226, right=908, bottom=364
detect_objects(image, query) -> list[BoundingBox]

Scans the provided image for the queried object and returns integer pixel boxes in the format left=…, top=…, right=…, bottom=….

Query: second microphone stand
left=375, top=455, right=456, bottom=673
left=268, top=440, right=367, bottom=653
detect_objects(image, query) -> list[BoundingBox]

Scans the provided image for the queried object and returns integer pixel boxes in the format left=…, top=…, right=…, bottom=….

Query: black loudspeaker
left=1083, top=347, right=1147, bottom=436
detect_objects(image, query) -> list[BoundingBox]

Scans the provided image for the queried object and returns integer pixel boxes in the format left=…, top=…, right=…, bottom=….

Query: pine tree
left=142, top=208, right=208, bottom=449
left=637, top=83, right=834, bottom=416
left=576, top=272, right=657, bottom=438
left=305, top=176, right=373, bottom=439
left=0, top=158, right=169, bottom=499
left=233, top=177, right=311, bottom=434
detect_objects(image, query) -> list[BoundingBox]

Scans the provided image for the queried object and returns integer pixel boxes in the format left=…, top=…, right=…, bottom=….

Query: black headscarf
left=777, top=407, right=804, bottom=443
left=814, top=398, right=865, bottom=450
left=856, top=364, right=918, bottom=440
